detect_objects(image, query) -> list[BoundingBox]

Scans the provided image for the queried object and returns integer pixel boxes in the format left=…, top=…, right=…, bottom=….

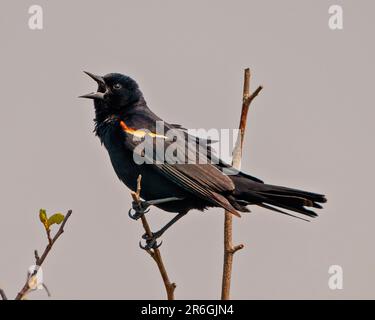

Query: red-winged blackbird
left=80, top=71, right=326, bottom=249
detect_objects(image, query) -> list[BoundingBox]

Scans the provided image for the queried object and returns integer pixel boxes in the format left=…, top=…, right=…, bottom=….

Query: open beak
left=79, top=71, right=106, bottom=100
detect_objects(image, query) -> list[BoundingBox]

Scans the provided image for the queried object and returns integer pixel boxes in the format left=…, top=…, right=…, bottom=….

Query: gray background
left=0, top=0, right=374, bottom=299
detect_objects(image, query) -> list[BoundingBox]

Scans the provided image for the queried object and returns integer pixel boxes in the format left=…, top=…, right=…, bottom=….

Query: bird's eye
left=113, top=83, right=122, bottom=90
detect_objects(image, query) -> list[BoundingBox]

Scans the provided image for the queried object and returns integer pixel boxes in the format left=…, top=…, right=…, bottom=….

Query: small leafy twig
left=221, top=68, right=262, bottom=300
left=15, top=210, right=72, bottom=300
left=131, top=175, right=176, bottom=300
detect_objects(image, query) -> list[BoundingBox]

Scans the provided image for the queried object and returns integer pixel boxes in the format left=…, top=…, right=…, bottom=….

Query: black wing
left=120, top=119, right=241, bottom=216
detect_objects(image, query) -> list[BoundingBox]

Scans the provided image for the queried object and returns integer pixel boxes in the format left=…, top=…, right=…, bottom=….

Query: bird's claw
left=139, top=238, right=163, bottom=250
left=128, top=207, right=150, bottom=220
left=142, top=230, right=162, bottom=240
left=128, top=197, right=183, bottom=220
left=139, top=231, right=163, bottom=250
left=128, top=201, right=151, bottom=220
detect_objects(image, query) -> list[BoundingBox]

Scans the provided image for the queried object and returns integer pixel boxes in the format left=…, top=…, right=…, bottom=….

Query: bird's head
left=80, top=71, right=143, bottom=115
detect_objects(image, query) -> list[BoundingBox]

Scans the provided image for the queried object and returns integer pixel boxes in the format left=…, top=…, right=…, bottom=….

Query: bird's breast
left=96, top=122, right=139, bottom=189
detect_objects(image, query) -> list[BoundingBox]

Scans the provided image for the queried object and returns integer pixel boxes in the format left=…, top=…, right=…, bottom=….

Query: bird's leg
left=128, top=197, right=183, bottom=220
left=140, top=211, right=187, bottom=250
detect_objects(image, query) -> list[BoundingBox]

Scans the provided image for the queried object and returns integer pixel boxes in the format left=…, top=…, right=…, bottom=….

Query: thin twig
left=46, top=229, right=53, bottom=245
left=34, top=250, right=40, bottom=262
left=131, top=175, right=176, bottom=300
left=0, top=288, right=7, bottom=300
left=42, top=283, right=51, bottom=297
left=15, top=210, right=73, bottom=300
left=221, top=68, right=262, bottom=300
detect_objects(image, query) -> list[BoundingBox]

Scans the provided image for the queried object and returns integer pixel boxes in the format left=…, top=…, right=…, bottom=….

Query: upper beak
left=83, top=71, right=105, bottom=86
left=79, top=71, right=106, bottom=100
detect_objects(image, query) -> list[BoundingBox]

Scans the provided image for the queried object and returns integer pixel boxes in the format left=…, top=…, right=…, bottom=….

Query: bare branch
left=246, top=85, right=263, bottom=105
left=229, top=244, right=245, bottom=254
left=34, top=250, right=40, bottom=263
left=221, top=68, right=262, bottom=300
left=0, top=288, right=7, bottom=300
left=131, top=175, right=176, bottom=300
left=15, top=210, right=73, bottom=300
left=42, top=283, right=51, bottom=297
left=46, top=229, right=53, bottom=245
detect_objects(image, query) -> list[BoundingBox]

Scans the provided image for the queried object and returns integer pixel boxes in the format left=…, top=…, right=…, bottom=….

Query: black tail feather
left=233, top=179, right=326, bottom=221
left=263, top=184, right=327, bottom=204
left=258, top=203, right=310, bottom=222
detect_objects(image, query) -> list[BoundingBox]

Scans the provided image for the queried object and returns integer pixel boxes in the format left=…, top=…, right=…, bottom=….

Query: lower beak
left=79, top=92, right=105, bottom=100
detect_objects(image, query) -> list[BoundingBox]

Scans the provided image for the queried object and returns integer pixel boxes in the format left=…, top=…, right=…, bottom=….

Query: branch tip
left=34, top=250, right=40, bottom=264
left=229, top=244, right=245, bottom=254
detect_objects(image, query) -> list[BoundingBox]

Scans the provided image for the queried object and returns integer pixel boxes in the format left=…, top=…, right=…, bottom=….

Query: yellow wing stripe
left=119, top=120, right=167, bottom=138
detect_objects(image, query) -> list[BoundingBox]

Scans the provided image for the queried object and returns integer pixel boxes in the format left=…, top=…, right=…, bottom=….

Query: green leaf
left=47, top=213, right=65, bottom=227
left=39, top=209, right=48, bottom=224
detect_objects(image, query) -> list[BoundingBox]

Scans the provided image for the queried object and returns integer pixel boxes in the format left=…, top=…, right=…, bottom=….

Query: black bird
left=80, top=71, right=327, bottom=249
